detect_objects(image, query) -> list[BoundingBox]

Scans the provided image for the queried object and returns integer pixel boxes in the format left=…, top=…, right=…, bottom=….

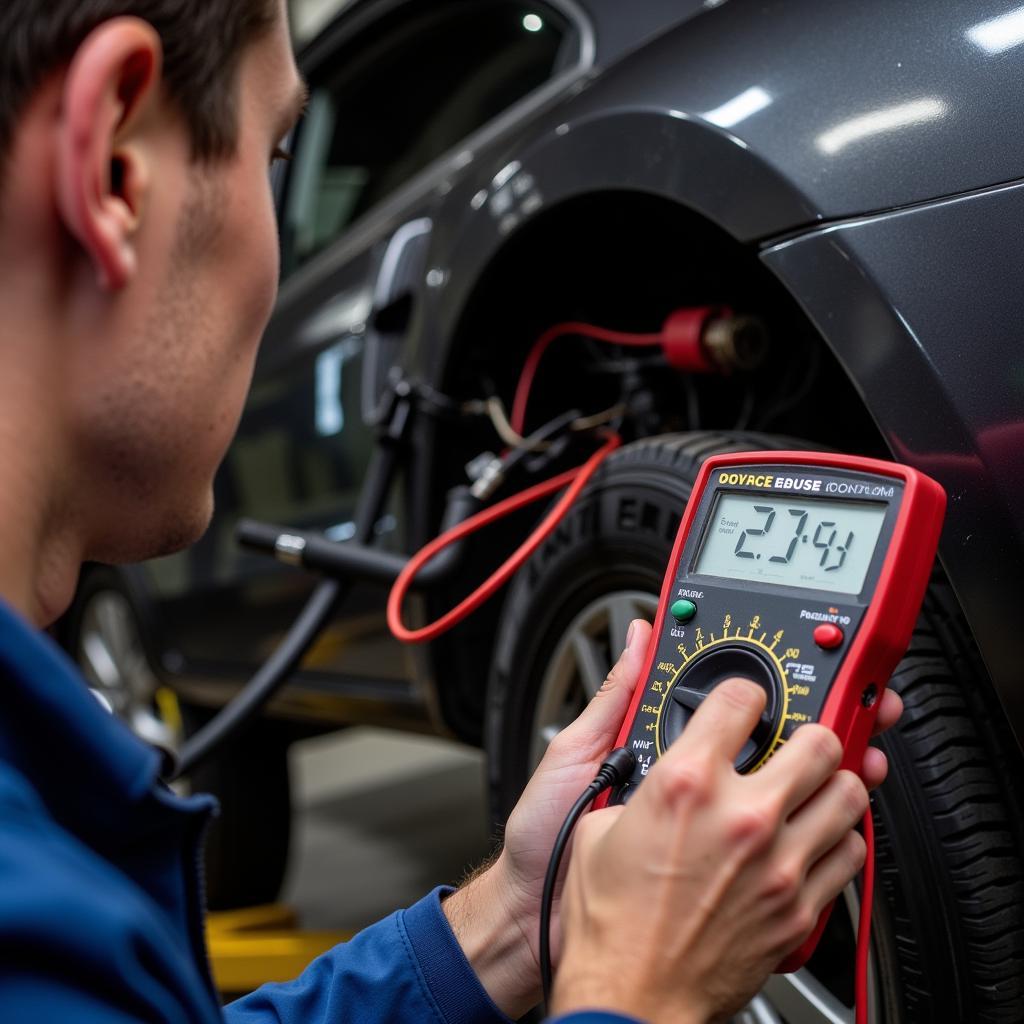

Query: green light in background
left=522, top=13, right=543, bottom=31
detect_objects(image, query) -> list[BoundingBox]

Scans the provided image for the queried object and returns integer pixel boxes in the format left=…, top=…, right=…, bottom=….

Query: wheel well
left=423, top=190, right=890, bottom=743
left=443, top=189, right=886, bottom=451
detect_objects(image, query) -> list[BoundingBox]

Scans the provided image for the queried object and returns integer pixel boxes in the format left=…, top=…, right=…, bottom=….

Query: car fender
left=410, top=0, right=1024, bottom=745
left=423, top=104, right=811, bottom=359
left=762, top=182, right=1024, bottom=752
left=422, top=0, right=1024, bottom=360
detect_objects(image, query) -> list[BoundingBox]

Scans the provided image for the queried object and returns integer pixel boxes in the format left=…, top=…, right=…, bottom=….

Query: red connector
left=511, top=307, right=764, bottom=434
left=659, top=305, right=732, bottom=372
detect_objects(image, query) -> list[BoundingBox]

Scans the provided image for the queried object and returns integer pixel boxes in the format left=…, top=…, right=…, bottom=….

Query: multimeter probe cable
left=539, top=747, right=637, bottom=1013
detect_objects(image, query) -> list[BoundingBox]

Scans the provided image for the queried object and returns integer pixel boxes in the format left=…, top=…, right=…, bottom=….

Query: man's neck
left=0, top=329, right=82, bottom=627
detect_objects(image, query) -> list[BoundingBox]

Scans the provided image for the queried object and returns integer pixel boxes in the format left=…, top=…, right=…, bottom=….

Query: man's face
left=73, top=4, right=306, bottom=564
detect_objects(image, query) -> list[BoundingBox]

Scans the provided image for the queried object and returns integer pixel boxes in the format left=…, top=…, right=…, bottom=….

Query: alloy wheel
left=76, top=589, right=181, bottom=751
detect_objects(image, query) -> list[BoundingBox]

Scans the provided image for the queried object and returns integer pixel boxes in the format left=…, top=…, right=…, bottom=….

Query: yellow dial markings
left=653, top=629, right=791, bottom=764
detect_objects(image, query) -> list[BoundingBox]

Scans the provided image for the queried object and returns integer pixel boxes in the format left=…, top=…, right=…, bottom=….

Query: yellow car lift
left=206, top=904, right=352, bottom=997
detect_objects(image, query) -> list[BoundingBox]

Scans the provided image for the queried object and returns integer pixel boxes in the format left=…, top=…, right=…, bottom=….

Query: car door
left=145, top=0, right=588, bottom=687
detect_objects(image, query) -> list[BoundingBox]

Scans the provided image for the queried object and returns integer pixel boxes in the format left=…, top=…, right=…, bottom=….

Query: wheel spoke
left=95, top=594, right=131, bottom=667
left=607, top=594, right=639, bottom=654
left=571, top=631, right=608, bottom=699
left=760, top=970, right=853, bottom=1024
left=131, top=707, right=176, bottom=749
left=80, top=633, right=121, bottom=691
left=733, top=995, right=784, bottom=1024
left=124, top=650, right=158, bottom=702
left=530, top=591, right=658, bottom=772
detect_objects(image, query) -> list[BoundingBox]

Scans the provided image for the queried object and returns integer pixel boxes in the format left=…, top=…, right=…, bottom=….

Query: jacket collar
left=0, top=598, right=166, bottom=846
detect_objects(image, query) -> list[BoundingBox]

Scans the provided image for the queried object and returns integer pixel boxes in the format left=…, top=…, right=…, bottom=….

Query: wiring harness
left=386, top=429, right=621, bottom=643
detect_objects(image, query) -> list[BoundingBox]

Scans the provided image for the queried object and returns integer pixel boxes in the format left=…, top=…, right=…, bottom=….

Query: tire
left=182, top=705, right=293, bottom=911
left=486, top=431, right=1024, bottom=1023
left=870, top=586, right=1024, bottom=1023
left=64, top=567, right=293, bottom=911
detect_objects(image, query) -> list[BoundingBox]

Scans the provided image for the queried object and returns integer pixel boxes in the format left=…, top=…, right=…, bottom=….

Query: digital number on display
left=694, top=493, right=887, bottom=595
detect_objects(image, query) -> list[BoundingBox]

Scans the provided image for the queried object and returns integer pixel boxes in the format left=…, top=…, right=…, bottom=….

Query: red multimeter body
left=598, top=451, right=946, bottom=971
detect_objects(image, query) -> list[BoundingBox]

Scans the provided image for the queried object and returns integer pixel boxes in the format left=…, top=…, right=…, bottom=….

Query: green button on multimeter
left=669, top=599, right=697, bottom=622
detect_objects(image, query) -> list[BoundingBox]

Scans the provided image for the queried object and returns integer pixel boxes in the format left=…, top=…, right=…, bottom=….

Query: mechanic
left=0, top=2, right=899, bottom=1022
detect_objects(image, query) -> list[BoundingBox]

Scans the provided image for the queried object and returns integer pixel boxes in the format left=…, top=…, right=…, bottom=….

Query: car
left=62, top=1, right=1024, bottom=1020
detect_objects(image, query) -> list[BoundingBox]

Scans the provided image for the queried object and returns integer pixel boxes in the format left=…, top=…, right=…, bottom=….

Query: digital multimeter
left=602, top=451, right=945, bottom=969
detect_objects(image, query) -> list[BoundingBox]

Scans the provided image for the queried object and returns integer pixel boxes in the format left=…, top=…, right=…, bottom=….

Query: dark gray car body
left=139, top=0, right=1024, bottom=751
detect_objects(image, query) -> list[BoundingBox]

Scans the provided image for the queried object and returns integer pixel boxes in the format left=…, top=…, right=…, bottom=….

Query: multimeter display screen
left=694, top=493, right=887, bottom=595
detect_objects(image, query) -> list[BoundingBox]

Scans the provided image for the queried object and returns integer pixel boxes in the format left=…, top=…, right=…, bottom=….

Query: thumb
left=550, top=618, right=652, bottom=764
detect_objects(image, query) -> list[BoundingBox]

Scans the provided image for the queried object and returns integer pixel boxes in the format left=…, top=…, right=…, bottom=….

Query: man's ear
left=55, top=17, right=163, bottom=292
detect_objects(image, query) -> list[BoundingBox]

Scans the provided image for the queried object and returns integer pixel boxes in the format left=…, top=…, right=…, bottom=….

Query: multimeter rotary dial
left=656, top=637, right=789, bottom=773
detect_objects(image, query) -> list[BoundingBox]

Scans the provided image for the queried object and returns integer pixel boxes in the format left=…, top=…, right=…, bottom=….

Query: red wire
left=855, top=807, right=875, bottom=1024
left=387, top=432, right=622, bottom=644
left=511, top=322, right=663, bottom=434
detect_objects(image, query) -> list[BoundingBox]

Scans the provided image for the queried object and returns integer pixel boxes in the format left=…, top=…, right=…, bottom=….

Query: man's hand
left=443, top=620, right=658, bottom=1018
left=553, top=675, right=882, bottom=1023
left=445, top=618, right=901, bottom=1020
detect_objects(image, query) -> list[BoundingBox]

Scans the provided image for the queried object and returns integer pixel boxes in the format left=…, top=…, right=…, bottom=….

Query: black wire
left=540, top=784, right=601, bottom=1008
left=169, top=579, right=341, bottom=781
left=539, top=748, right=636, bottom=1013
left=169, top=403, right=603, bottom=783
left=169, top=421, right=408, bottom=782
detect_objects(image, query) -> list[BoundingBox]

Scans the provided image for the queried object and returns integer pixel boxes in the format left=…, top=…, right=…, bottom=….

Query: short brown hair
left=0, top=1, right=278, bottom=163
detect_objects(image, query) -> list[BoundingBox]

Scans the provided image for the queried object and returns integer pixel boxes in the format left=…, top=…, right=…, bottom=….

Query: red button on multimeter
left=596, top=451, right=945, bottom=971
left=814, top=622, right=844, bottom=649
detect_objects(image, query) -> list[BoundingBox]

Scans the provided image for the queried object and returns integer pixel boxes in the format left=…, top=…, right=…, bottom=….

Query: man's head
left=0, top=1, right=281, bottom=167
left=0, top=1, right=307, bottom=622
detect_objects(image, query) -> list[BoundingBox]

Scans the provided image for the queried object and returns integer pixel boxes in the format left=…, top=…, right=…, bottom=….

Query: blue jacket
left=0, top=600, right=640, bottom=1024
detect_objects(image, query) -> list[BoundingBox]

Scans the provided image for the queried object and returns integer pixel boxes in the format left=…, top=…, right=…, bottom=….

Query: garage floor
left=282, top=728, right=493, bottom=932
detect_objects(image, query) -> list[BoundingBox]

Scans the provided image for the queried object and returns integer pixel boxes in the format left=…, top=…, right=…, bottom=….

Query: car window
left=281, top=1, right=573, bottom=275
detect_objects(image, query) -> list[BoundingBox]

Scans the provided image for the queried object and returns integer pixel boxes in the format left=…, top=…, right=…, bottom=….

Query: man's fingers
left=756, top=724, right=842, bottom=816
left=861, top=745, right=888, bottom=790
left=665, top=677, right=767, bottom=766
left=545, top=619, right=652, bottom=765
left=801, top=829, right=867, bottom=916
left=780, top=769, right=868, bottom=868
left=871, top=689, right=903, bottom=737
